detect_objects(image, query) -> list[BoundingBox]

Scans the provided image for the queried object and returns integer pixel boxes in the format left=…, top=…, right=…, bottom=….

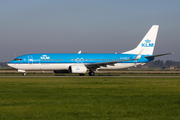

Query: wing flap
left=85, top=58, right=134, bottom=68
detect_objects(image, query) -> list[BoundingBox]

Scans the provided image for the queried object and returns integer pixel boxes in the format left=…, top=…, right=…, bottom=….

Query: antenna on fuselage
left=78, top=50, right=81, bottom=54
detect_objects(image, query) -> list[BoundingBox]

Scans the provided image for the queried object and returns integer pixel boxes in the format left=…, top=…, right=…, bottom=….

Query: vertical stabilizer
left=122, top=25, right=159, bottom=55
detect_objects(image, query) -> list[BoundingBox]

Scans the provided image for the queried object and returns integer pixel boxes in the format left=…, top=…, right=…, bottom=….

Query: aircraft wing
left=85, top=52, right=173, bottom=69
left=85, top=50, right=144, bottom=69
left=85, top=59, right=132, bottom=68
left=85, top=55, right=142, bottom=69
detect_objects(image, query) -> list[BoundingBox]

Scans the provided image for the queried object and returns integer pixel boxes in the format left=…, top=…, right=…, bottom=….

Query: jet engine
left=69, top=65, right=87, bottom=74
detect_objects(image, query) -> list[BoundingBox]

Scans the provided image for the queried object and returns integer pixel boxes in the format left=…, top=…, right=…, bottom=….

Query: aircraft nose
left=7, top=61, right=14, bottom=67
left=7, top=63, right=12, bottom=67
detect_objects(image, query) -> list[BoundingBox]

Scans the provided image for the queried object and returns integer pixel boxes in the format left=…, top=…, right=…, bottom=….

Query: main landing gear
left=79, top=72, right=95, bottom=76
left=88, top=71, right=95, bottom=76
left=22, top=73, right=26, bottom=76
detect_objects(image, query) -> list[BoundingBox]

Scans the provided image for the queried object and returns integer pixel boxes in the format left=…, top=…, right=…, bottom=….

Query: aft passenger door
left=133, top=56, right=137, bottom=67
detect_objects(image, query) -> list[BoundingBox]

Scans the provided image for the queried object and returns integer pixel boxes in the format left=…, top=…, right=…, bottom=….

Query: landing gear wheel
left=22, top=73, right=26, bottom=76
left=88, top=72, right=95, bottom=76
left=79, top=74, right=85, bottom=76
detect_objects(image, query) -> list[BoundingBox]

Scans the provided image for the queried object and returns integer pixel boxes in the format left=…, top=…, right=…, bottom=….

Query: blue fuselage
left=8, top=53, right=153, bottom=64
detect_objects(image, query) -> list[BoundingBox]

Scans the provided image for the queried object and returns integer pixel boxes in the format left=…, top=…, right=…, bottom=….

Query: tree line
left=0, top=62, right=9, bottom=67
left=144, top=60, right=180, bottom=68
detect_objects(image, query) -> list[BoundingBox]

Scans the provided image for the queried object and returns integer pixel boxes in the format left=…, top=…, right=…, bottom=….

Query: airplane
left=8, top=25, right=172, bottom=76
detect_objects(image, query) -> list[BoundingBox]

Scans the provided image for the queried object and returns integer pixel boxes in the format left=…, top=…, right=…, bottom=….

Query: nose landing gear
left=22, top=73, right=26, bottom=76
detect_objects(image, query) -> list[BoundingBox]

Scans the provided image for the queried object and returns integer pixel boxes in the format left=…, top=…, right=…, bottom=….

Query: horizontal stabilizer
left=145, top=53, right=173, bottom=58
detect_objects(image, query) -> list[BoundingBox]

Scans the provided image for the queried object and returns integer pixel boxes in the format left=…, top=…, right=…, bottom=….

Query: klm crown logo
left=76, top=67, right=80, bottom=70
left=145, top=39, right=151, bottom=43
left=142, top=39, right=154, bottom=47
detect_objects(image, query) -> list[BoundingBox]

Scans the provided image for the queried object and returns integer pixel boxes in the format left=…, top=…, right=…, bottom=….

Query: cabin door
left=28, top=55, right=33, bottom=64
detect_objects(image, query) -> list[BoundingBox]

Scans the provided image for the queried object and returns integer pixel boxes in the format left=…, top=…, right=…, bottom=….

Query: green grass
left=0, top=77, right=180, bottom=120
left=1, top=73, right=180, bottom=76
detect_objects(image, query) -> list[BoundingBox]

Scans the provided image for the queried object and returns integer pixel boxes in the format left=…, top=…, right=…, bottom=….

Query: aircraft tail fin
left=122, top=25, right=159, bottom=55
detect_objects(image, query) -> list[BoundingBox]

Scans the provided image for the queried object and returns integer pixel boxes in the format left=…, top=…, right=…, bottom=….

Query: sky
left=1, top=0, right=180, bottom=62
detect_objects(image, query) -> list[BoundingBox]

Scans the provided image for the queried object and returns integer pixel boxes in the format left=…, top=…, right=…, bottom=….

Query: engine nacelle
left=69, top=65, right=87, bottom=74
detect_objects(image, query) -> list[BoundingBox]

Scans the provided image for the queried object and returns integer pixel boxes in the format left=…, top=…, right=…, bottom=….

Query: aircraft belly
left=27, top=64, right=70, bottom=70
left=9, top=64, right=70, bottom=71
left=9, top=63, right=144, bottom=71
left=8, top=64, right=24, bottom=70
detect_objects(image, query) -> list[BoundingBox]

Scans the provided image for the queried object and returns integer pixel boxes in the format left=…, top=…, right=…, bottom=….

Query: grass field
left=0, top=77, right=180, bottom=120
left=1, top=73, right=180, bottom=76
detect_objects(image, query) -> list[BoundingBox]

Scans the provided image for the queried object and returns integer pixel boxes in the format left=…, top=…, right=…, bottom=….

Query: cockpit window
left=14, top=58, right=22, bottom=61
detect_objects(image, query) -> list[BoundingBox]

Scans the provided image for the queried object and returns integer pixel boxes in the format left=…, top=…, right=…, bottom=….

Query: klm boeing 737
left=8, top=25, right=172, bottom=76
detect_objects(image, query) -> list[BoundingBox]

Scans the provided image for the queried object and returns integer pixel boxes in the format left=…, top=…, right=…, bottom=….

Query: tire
left=88, top=72, right=95, bottom=76
left=22, top=73, right=26, bottom=76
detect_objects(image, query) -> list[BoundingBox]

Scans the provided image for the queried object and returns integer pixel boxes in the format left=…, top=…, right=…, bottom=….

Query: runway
left=0, top=76, right=180, bottom=77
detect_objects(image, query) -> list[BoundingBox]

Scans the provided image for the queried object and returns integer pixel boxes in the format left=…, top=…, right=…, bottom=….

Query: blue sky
left=1, top=0, right=180, bottom=61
